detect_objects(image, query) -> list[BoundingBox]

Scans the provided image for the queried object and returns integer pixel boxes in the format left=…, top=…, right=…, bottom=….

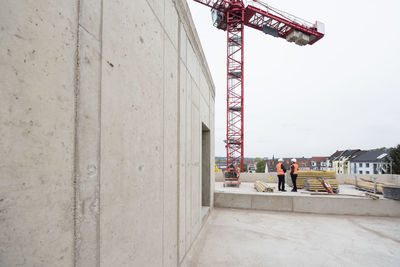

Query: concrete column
left=74, top=0, right=103, bottom=266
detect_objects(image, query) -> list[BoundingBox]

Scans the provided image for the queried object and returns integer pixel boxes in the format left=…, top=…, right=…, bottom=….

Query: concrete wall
left=337, top=174, right=400, bottom=185
left=0, top=0, right=215, bottom=266
left=100, top=0, right=215, bottom=266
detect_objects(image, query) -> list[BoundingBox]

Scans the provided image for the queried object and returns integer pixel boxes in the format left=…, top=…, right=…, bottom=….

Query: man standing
left=290, top=158, right=299, bottom=192
left=276, top=158, right=286, bottom=192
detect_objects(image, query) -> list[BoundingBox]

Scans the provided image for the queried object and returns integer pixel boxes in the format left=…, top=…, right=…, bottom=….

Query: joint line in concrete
left=73, top=0, right=82, bottom=265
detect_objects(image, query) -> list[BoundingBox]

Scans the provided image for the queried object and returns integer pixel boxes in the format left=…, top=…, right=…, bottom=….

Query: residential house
left=350, top=149, right=391, bottom=174
left=310, top=157, right=329, bottom=171
left=327, top=150, right=342, bottom=172
left=331, top=150, right=364, bottom=174
left=247, top=162, right=257, bottom=173
left=297, top=157, right=311, bottom=171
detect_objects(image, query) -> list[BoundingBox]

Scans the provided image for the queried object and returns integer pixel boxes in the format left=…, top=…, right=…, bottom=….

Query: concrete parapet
left=336, top=174, right=400, bottom=185
left=215, top=192, right=400, bottom=217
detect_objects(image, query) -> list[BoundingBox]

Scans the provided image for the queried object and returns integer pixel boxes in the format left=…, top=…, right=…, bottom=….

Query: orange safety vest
left=276, top=163, right=284, bottom=175
left=291, top=163, right=298, bottom=175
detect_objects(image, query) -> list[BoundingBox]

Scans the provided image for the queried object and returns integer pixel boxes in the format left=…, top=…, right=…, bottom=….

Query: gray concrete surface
left=182, top=208, right=400, bottom=267
left=0, top=2, right=77, bottom=266
left=215, top=183, right=400, bottom=217
left=0, top=0, right=215, bottom=266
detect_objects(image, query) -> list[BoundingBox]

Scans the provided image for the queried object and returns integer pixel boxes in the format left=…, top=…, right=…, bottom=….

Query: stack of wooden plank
left=295, top=171, right=336, bottom=189
left=254, top=181, right=275, bottom=192
left=344, top=178, right=395, bottom=194
left=303, top=177, right=339, bottom=192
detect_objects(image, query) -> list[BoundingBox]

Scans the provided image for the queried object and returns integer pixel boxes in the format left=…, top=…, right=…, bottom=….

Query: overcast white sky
left=187, top=0, right=400, bottom=158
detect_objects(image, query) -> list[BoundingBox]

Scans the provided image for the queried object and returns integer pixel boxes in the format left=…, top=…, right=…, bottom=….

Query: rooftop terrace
left=182, top=208, right=400, bottom=266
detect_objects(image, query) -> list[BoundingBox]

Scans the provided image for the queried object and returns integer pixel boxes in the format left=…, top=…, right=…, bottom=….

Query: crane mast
left=226, top=2, right=245, bottom=172
left=193, top=0, right=325, bottom=172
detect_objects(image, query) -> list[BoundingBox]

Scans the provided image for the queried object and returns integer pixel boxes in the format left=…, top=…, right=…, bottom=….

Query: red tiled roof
left=310, top=157, right=328, bottom=162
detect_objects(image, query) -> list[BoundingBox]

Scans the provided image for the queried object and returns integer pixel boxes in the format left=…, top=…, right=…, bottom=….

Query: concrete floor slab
left=182, top=208, right=400, bottom=267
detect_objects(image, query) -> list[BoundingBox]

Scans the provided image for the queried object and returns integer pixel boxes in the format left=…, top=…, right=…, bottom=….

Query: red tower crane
left=193, top=0, right=325, bottom=171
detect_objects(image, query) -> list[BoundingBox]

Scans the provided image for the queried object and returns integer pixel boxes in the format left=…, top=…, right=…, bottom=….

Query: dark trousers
left=278, top=175, right=285, bottom=191
left=291, top=173, right=298, bottom=191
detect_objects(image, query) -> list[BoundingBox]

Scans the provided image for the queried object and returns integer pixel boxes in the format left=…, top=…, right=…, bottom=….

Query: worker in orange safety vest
left=290, top=158, right=299, bottom=192
left=276, top=158, right=287, bottom=192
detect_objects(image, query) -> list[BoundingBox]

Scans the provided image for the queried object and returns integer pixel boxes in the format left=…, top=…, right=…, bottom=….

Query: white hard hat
left=278, top=158, right=283, bottom=162
left=292, top=158, right=297, bottom=163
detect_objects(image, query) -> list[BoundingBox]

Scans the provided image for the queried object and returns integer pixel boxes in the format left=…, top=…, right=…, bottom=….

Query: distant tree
left=388, top=145, right=400, bottom=174
left=254, top=157, right=262, bottom=163
left=256, top=160, right=266, bottom=173
left=216, top=160, right=221, bottom=164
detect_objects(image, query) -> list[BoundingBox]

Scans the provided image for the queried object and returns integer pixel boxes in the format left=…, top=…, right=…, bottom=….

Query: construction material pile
left=303, top=178, right=339, bottom=192
left=254, top=181, right=274, bottom=192
left=295, top=171, right=336, bottom=189
left=344, top=178, right=395, bottom=194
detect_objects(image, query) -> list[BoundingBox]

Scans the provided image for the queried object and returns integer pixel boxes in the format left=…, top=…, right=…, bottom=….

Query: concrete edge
left=174, top=0, right=216, bottom=98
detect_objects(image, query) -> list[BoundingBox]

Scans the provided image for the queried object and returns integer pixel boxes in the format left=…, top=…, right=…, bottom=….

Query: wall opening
left=201, top=123, right=211, bottom=210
